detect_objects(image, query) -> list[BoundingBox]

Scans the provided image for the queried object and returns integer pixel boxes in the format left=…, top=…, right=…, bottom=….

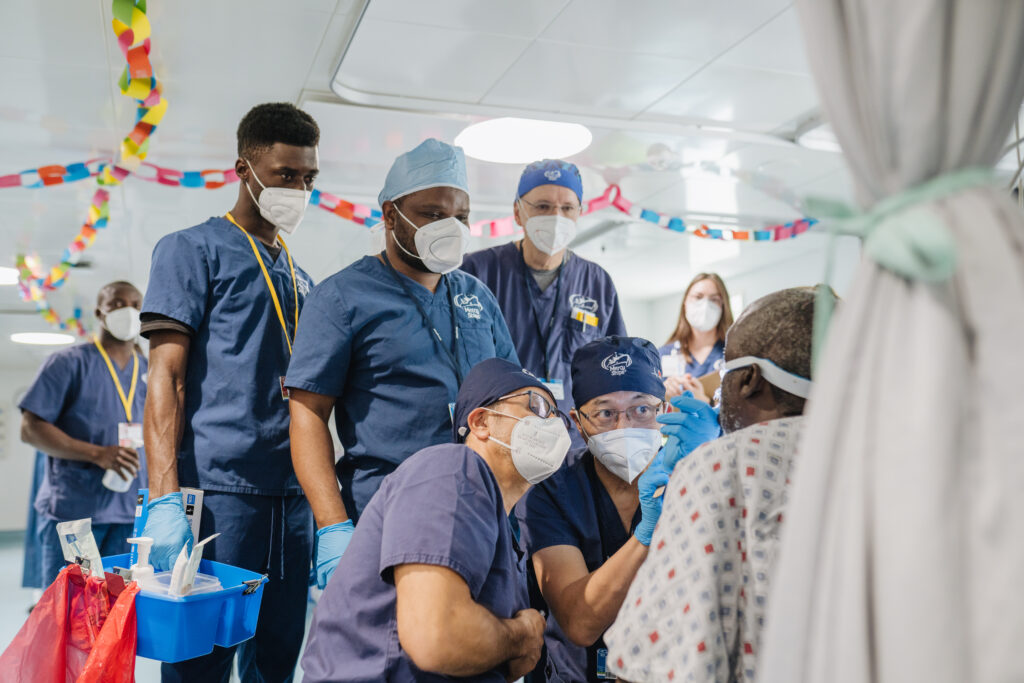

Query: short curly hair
left=237, top=103, right=320, bottom=160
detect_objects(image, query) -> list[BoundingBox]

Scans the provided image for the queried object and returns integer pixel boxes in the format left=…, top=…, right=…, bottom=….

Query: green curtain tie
left=809, top=167, right=996, bottom=369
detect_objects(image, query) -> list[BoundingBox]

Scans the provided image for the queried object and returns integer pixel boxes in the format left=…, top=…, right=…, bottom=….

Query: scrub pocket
left=561, top=315, right=602, bottom=362
left=458, top=321, right=500, bottom=365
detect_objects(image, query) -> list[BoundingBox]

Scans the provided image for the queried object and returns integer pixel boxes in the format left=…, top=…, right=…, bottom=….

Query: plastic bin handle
left=242, top=575, right=267, bottom=595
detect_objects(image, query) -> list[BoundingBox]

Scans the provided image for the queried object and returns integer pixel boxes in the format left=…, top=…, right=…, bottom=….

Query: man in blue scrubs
left=139, top=102, right=319, bottom=682
left=461, top=160, right=628, bottom=429
left=516, top=336, right=672, bottom=682
left=301, top=358, right=571, bottom=682
left=287, top=139, right=518, bottom=589
left=19, top=281, right=147, bottom=585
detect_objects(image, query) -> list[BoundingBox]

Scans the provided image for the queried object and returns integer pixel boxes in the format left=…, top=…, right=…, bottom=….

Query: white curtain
left=760, top=2, right=1024, bottom=682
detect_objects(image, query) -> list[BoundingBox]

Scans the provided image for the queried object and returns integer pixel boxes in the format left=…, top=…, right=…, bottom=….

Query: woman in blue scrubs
left=516, top=336, right=672, bottom=682
left=19, top=281, right=147, bottom=586
left=461, top=160, right=628, bottom=429
left=660, top=272, right=734, bottom=401
left=287, top=139, right=518, bottom=590
left=140, top=103, right=319, bottom=683
left=301, top=358, right=571, bottom=683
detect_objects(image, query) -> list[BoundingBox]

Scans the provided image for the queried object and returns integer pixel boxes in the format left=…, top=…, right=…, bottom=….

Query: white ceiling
left=0, top=0, right=1016, bottom=368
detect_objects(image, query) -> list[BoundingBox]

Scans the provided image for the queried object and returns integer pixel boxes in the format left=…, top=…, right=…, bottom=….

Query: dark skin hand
left=379, top=185, right=470, bottom=293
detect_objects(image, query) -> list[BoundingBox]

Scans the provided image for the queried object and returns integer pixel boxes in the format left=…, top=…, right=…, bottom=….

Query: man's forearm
left=144, top=367, right=185, bottom=499
left=289, top=391, right=349, bottom=527
left=550, top=537, right=649, bottom=646
left=21, top=413, right=100, bottom=463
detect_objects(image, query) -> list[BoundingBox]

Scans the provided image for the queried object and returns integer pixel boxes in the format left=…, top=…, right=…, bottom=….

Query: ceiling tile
left=483, top=41, right=702, bottom=117
left=336, top=19, right=531, bottom=102
left=715, top=7, right=810, bottom=76
left=364, top=0, right=570, bottom=37
left=540, top=0, right=791, bottom=62
left=0, top=2, right=108, bottom=68
left=641, top=62, right=819, bottom=131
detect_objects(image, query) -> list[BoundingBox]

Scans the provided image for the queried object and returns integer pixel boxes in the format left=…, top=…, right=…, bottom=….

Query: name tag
left=118, top=422, right=144, bottom=449
left=541, top=379, right=565, bottom=402
left=661, top=354, right=686, bottom=377
left=571, top=307, right=599, bottom=328
left=596, top=648, right=617, bottom=679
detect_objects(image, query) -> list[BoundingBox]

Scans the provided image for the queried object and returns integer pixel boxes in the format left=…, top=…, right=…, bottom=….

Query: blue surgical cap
left=378, top=138, right=469, bottom=207
left=571, top=336, right=665, bottom=408
left=516, top=159, right=583, bottom=202
left=453, top=358, right=552, bottom=442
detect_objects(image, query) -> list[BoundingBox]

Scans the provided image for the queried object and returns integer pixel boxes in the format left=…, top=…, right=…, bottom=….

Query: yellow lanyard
left=93, top=337, right=138, bottom=422
left=225, top=212, right=299, bottom=354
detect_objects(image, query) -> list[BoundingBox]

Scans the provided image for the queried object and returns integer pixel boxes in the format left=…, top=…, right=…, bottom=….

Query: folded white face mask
left=244, top=158, right=310, bottom=235
left=685, top=298, right=722, bottom=332
left=485, top=409, right=571, bottom=485
left=587, top=427, right=662, bottom=483
left=393, top=206, right=471, bottom=274
left=523, top=212, right=577, bottom=255
left=103, top=305, right=141, bottom=341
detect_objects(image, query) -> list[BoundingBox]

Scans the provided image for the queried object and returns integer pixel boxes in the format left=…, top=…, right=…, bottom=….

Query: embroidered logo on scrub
left=544, top=169, right=562, bottom=181
left=297, top=276, right=311, bottom=296
left=454, top=293, right=484, bottom=320
left=601, top=352, right=632, bottom=376
left=569, top=294, right=598, bottom=312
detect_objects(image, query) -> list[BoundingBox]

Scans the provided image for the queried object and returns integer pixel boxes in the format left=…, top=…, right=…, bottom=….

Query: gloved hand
left=634, top=449, right=671, bottom=546
left=142, top=492, right=195, bottom=572
left=657, top=392, right=721, bottom=471
left=314, top=520, right=355, bottom=589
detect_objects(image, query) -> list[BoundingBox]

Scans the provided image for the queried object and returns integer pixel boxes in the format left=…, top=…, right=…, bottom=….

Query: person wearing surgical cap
left=604, top=287, right=832, bottom=683
left=461, top=160, right=628, bottom=445
left=286, top=138, right=519, bottom=592
left=514, top=336, right=672, bottom=682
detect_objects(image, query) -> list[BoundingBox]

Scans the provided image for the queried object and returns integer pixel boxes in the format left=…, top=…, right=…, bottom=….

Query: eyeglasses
left=519, top=197, right=582, bottom=218
left=498, top=390, right=572, bottom=428
left=577, top=401, right=666, bottom=430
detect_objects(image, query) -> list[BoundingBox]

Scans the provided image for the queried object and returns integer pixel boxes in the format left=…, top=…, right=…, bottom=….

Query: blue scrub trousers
left=337, top=456, right=397, bottom=523
left=161, top=492, right=313, bottom=683
left=21, top=451, right=47, bottom=589
left=38, top=518, right=134, bottom=586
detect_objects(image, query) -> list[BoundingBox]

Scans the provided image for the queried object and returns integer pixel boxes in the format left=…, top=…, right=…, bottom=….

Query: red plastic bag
left=0, top=564, right=141, bottom=682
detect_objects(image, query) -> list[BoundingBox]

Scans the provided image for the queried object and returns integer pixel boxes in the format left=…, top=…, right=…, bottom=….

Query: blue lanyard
left=381, top=253, right=464, bottom=386
left=518, top=244, right=564, bottom=380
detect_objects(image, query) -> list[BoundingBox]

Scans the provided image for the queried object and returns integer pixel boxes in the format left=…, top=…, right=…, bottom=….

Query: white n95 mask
left=587, top=428, right=662, bottom=483
left=486, top=411, right=571, bottom=485
left=103, top=306, right=141, bottom=341
left=393, top=206, right=471, bottom=274
left=523, top=213, right=577, bottom=255
left=244, top=159, right=310, bottom=235
left=686, top=299, right=722, bottom=332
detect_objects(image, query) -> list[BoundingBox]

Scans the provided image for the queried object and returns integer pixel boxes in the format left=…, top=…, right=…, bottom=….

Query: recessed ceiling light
left=455, top=118, right=592, bottom=164
left=796, top=123, right=843, bottom=153
left=11, top=332, right=76, bottom=346
left=0, top=267, right=18, bottom=286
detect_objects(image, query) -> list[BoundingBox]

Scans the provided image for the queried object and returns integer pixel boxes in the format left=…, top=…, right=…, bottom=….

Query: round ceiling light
left=0, top=267, right=18, bottom=285
left=455, top=117, right=592, bottom=164
left=11, top=332, right=76, bottom=346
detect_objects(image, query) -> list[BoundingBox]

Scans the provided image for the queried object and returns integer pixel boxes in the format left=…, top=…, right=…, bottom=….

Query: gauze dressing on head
left=721, top=356, right=812, bottom=399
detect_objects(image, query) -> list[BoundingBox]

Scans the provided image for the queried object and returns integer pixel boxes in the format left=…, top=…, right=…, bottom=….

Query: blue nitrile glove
left=142, top=492, right=195, bottom=572
left=656, top=392, right=722, bottom=471
left=315, top=520, right=355, bottom=589
left=634, top=449, right=671, bottom=546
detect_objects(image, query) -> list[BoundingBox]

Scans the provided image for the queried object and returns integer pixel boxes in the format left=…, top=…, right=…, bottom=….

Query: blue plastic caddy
left=103, top=553, right=268, bottom=663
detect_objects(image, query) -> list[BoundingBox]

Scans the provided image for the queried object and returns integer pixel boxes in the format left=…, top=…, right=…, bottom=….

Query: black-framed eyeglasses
left=498, top=390, right=571, bottom=428
left=577, top=401, right=666, bottom=430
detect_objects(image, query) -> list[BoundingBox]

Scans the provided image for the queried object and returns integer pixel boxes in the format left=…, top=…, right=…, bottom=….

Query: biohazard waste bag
left=0, top=564, right=141, bottom=682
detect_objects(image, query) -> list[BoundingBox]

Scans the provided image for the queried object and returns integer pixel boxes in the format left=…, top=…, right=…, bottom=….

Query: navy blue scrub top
left=19, top=343, right=148, bottom=524
left=285, top=254, right=518, bottom=471
left=659, top=338, right=725, bottom=378
left=461, top=242, right=627, bottom=419
left=301, top=443, right=528, bottom=683
left=516, top=451, right=641, bottom=683
left=141, top=216, right=313, bottom=495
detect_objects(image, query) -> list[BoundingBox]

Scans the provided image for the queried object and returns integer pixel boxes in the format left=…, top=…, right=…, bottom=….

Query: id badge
left=571, top=307, right=599, bottom=328
left=280, top=376, right=291, bottom=401
left=661, top=354, right=685, bottom=377
left=118, top=422, right=144, bottom=449
left=541, top=379, right=565, bottom=402
left=596, top=648, right=617, bottom=679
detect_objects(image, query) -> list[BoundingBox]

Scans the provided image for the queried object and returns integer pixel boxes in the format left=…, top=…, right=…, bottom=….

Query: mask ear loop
left=388, top=204, right=426, bottom=263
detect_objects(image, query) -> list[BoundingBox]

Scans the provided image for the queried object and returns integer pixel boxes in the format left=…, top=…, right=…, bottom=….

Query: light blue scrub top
left=285, top=254, right=518, bottom=469
left=19, top=343, right=148, bottom=524
left=141, top=216, right=313, bottom=495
